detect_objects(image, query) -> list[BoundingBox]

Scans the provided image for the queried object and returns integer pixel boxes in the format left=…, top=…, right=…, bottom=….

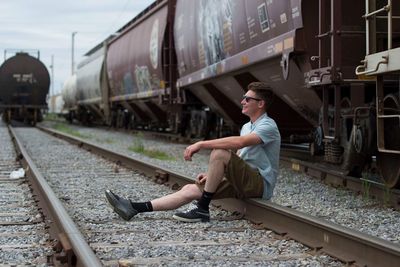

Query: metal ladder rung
left=377, top=114, right=400, bottom=154
left=377, top=115, right=400, bottom=119
left=378, top=148, right=400, bottom=154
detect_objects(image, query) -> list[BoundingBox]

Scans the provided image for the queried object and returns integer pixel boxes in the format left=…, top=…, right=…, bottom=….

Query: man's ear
left=258, top=100, right=265, bottom=109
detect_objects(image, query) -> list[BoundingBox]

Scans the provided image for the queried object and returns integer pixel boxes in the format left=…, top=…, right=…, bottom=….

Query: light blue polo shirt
left=239, top=113, right=281, bottom=199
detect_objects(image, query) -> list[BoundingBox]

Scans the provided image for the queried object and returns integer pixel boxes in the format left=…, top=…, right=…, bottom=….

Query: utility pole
left=71, top=31, right=77, bottom=75
left=50, top=55, right=54, bottom=97
left=48, top=54, right=55, bottom=113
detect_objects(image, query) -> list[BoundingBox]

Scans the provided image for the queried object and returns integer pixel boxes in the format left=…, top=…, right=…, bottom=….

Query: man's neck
left=249, top=111, right=265, bottom=123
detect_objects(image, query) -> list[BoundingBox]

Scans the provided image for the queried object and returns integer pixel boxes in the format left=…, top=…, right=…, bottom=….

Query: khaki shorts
left=198, top=151, right=264, bottom=199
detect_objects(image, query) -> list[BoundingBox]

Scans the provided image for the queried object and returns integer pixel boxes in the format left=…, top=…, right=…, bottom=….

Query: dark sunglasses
left=242, top=95, right=262, bottom=103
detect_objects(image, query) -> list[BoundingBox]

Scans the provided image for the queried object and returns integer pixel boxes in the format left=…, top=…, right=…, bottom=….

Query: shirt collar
left=250, top=113, right=267, bottom=129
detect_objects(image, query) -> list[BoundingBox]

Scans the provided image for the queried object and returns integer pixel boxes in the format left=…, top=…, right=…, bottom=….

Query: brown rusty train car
left=64, top=0, right=400, bottom=187
left=0, top=52, right=50, bottom=124
left=106, top=1, right=175, bottom=130
left=174, top=0, right=321, bottom=137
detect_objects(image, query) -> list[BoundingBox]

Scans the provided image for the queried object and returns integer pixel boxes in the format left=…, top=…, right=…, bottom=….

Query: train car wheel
left=377, top=153, right=400, bottom=188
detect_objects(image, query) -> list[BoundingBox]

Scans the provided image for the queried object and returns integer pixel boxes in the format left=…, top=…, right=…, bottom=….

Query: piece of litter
left=9, top=168, right=25, bottom=179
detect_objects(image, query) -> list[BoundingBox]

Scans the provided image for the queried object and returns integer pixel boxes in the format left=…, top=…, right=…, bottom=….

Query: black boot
left=105, top=190, right=138, bottom=221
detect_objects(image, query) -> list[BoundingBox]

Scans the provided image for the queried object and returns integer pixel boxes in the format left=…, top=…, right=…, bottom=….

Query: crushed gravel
left=40, top=122, right=400, bottom=245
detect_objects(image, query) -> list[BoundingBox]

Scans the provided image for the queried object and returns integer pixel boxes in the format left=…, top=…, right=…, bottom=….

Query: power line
left=92, top=0, right=131, bottom=43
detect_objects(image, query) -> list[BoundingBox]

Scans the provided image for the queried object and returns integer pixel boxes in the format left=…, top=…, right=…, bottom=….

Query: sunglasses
left=242, top=95, right=262, bottom=103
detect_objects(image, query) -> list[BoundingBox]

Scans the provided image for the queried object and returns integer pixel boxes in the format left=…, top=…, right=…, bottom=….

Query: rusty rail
left=9, top=126, right=103, bottom=267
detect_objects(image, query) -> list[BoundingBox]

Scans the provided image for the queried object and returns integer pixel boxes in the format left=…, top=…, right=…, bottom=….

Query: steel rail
left=9, top=126, right=103, bottom=267
left=38, top=125, right=400, bottom=267
left=244, top=199, right=400, bottom=267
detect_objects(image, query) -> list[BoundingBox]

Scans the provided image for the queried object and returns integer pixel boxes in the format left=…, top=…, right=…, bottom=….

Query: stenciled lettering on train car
left=12, top=73, right=37, bottom=84
left=257, top=2, right=271, bottom=33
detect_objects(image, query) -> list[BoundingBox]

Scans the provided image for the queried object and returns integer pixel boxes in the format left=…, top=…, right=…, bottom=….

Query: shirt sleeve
left=253, top=120, right=279, bottom=145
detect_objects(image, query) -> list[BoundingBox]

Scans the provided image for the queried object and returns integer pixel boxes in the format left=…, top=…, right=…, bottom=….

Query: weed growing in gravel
left=44, top=113, right=59, bottom=121
left=128, top=135, right=174, bottom=161
left=96, top=138, right=114, bottom=144
left=52, top=123, right=92, bottom=139
left=361, top=173, right=371, bottom=200
left=383, top=184, right=392, bottom=208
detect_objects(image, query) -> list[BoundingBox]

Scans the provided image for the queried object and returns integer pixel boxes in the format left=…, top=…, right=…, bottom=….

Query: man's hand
left=184, top=142, right=201, bottom=161
left=195, top=173, right=207, bottom=185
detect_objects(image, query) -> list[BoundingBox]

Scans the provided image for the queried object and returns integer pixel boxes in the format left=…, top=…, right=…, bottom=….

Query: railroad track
left=24, top=124, right=398, bottom=266
left=0, top=124, right=53, bottom=266
left=47, top=121, right=400, bottom=210
left=2, top=124, right=346, bottom=266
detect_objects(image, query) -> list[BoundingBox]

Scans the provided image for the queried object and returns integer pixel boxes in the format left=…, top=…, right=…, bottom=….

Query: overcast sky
left=0, top=0, right=154, bottom=95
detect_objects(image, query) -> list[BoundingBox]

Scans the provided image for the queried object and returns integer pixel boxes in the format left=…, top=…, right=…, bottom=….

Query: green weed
left=44, top=113, right=59, bottom=121
left=128, top=136, right=174, bottom=161
left=52, top=124, right=92, bottom=139
left=96, top=138, right=114, bottom=144
left=361, top=174, right=371, bottom=200
left=383, top=184, right=392, bottom=208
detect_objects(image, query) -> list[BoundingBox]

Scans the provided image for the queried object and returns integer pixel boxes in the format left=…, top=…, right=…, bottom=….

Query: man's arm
left=184, top=133, right=262, bottom=161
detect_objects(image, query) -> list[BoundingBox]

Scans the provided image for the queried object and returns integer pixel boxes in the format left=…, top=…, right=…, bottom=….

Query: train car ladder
left=376, top=76, right=400, bottom=154
left=356, top=0, right=400, bottom=155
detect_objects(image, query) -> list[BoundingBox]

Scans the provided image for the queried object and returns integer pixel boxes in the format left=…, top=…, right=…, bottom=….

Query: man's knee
left=179, top=184, right=202, bottom=200
left=209, top=149, right=231, bottom=162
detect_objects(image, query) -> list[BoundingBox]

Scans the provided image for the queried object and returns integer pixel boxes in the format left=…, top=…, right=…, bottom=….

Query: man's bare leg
left=151, top=184, right=202, bottom=210
left=204, top=149, right=231, bottom=192
left=172, top=149, right=232, bottom=222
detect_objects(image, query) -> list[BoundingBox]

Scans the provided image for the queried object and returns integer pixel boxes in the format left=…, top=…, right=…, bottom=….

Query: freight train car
left=65, top=0, right=189, bottom=132
left=174, top=0, right=320, bottom=139
left=354, top=0, right=400, bottom=187
left=66, top=1, right=185, bottom=130
left=74, top=47, right=109, bottom=124
left=62, top=74, right=77, bottom=122
left=0, top=51, right=50, bottom=124
left=105, top=0, right=188, bottom=132
left=64, top=0, right=400, bottom=187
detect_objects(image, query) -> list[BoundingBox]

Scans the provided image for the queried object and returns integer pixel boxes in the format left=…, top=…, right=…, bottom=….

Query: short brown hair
left=247, top=82, right=274, bottom=110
